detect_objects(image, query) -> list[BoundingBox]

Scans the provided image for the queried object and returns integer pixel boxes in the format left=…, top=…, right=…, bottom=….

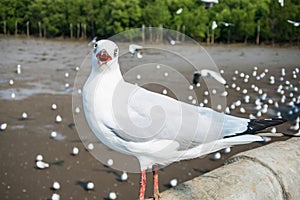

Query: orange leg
left=153, top=165, right=160, bottom=200
left=139, top=170, right=147, bottom=200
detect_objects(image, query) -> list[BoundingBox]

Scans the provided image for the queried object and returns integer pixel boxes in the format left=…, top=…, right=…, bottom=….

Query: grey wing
left=111, top=82, right=249, bottom=149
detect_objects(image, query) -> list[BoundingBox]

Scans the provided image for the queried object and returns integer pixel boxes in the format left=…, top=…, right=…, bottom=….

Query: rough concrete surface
left=161, top=137, right=300, bottom=200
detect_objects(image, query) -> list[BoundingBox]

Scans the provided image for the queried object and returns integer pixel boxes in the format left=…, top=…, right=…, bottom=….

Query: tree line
left=0, top=0, right=299, bottom=44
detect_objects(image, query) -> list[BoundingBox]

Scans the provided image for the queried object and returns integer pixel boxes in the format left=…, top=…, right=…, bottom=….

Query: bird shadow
left=17, top=117, right=34, bottom=121
left=163, top=183, right=173, bottom=189
left=69, top=139, right=83, bottom=144
left=92, top=168, right=124, bottom=182
left=193, top=168, right=210, bottom=174
left=68, top=123, right=76, bottom=130
left=76, top=180, right=88, bottom=191
left=50, top=160, right=64, bottom=166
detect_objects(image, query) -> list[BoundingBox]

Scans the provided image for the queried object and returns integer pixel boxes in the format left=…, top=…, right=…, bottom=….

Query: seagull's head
left=92, top=40, right=119, bottom=71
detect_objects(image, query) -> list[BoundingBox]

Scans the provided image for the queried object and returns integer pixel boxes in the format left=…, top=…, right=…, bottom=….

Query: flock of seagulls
left=223, top=66, right=299, bottom=133
left=1, top=59, right=122, bottom=199
left=1, top=38, right=299, bottom=200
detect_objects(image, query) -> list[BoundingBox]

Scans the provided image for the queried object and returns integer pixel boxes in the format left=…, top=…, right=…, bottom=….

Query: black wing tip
left=245, top=118, right=287, bottom=134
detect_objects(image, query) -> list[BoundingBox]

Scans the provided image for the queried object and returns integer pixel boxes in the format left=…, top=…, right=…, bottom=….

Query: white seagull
left=129, top=44, right=143, bottom=54
left=129, top=44, right=143, bottom=58
left=88, top=36, right=98, bottom=46
left=82, top=40, right=286, bottom=200
left=289, top=117, right=300, bottom=131
left=220, top=21, right=234, bottom=27
left=287, top=20, right=300, bottom=27
left=193, top=69, right=227, bottom=85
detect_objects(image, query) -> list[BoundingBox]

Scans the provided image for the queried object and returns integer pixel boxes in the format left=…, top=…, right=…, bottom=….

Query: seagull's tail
left=243, top=118, right=287, bottom=134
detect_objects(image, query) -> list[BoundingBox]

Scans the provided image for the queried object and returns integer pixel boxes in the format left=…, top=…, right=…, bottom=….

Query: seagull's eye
left=94, top=43, right=98, bottom=49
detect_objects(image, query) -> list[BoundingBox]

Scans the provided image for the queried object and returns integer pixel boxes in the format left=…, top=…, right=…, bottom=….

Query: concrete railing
left=161, top=137, right=300, bottom=200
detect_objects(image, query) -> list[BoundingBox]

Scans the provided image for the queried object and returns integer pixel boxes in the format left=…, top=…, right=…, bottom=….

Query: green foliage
left=0, top=0, right=299, bottom=43
left=142, top=0, right=171, bottom=27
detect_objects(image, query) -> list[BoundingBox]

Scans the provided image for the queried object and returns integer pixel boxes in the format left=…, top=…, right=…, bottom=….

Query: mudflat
left=0, top=38, right=299, bottom=199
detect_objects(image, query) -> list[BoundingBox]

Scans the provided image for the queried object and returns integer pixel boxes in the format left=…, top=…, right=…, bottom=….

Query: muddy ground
left=0, top=37, right=299, bottom=200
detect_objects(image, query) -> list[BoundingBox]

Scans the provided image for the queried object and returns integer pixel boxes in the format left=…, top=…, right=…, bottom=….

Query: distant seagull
left=50, top=131, right=58, bottom=139
left=0, top=123, right=7, bottom=131
left=287, top=20, right=300, bottom=27
left=72, top=147, right=79, bottom=155
left=278, top=0, right=284, bottom=7
left=21, top=112, right=28, bottom=120
left=86, top=181, right=94, bottom=190
left=193, top=69, right=227, bottom=85
left=120, top=171, right=128, bottom=181
left=51, top=193, right=60, bottom=200
left=36, top=154, right=43, bottom=161
left=212, top=21, right=218, bottom=30
left=169, top=178, right=178, bottom=187
left=55, top=115, right=62, bottom=123
left=88, top=37, right=98, bottom=46
left=129, top=44, right=143, bottom=58
left=9, top=79, right=14, bottom=86
left=202, top=0, right=219, bottom=8
left=220, top=21, right=234, bottom=27
left=36, top=160, right=50, bottom=169
left=52, top=181, right=60, bottom=190
left=176, top=8, right=183, bottom=15
left=82, top=40, right=286, bottom=200
left=289, top=117, right=300, bottom=131
left=108, top=192, right=117, bottom=200
left=167, top=35, right=176, bottom=45
left=129, top=44, right=143, bottom=54
left=87, top=143, right=94, bottom=151
left=16, top=64, right=21, bottom=74
left=51, top=104, right=57, bottom=110
left=212, top=152, right=221, bottom=160
left=293, top=128, right=300, bottom=136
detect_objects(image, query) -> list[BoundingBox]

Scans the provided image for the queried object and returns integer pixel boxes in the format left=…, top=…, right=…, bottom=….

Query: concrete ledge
left=161, top=137, right=300, bottom=200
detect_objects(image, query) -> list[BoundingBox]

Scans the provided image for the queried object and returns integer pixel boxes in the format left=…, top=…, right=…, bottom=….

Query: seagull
left=193, top=69, right=227, bottom=85
left=129, top=44, right=143, bottom=58
left=176, top=8, right=183, bottom=15
left=36, top=160, right=50, bottom=169
left=220, top=21, right=234, bottom=27
left=86, top=181, right=95, bottom=190
left=52, top=181, right=60, bottom=190
left=108, top=192, right=117, bottom=200
left=88, top=36, right=98, bottom=46
left=120, top=171, right=128, bottom=181
left=289, top=117, right=300, bottom=131
left=16, top=64, right=21, bottom=74
left=278, top=0, right=284, bottom=7
left=287, top=20, right=300, bottom=27
left=169, top=178, right=178, bottom=187
left=55, top=115, right=62, bottom=123
left=72, top=147, right=79, bottom=155
left=0, top=123, right=7, bottom=131
left=82, top=40, right=286, bottom=200
left=51, top=193, right=60, bottom=200
left=167, top=35, right=176, bottom=45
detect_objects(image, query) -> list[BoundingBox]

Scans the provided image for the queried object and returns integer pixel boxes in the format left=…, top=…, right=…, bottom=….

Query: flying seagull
left=82, top=40, right=286, bottom=200
left=129, top=44, right=143, bottom=58
left=88, top=36, right=98, bottom=46
left=193, top=69, right=227, bottom=85
left=220, top=21, right=234, bottom=27
left=287, top=20, right=300, bottom=27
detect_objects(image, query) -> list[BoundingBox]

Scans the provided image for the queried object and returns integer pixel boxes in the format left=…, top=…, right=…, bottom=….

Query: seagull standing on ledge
left=82, top=40, right=286, bottom=200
